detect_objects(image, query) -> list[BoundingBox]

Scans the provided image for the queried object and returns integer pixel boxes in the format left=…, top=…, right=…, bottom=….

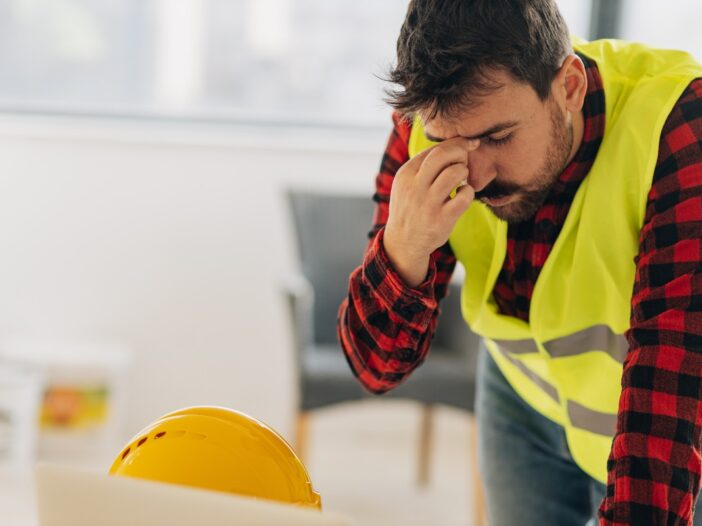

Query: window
left=619, top=0, right=702, bottom=60
left=557, top=0, right=592, bottom=40
left=0, top=0, right=594, bottom=128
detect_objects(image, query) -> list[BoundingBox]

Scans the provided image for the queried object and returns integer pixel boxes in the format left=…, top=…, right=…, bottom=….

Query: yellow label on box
left=40, top=385, right=109, bottom=430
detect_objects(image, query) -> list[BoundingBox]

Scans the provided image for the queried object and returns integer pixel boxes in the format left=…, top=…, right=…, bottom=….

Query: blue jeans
left=476, top=346, right=701, bottom=526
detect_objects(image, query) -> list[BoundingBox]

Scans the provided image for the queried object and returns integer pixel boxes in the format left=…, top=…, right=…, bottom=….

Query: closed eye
left=484, top=133, right=513, bottom=146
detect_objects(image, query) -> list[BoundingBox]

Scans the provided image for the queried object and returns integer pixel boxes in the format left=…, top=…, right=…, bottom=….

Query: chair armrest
left=281, top=273, right=315, bottom=362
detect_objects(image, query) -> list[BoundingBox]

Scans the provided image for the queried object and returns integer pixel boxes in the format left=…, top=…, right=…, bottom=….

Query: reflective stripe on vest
left=493, top=324, right=628, bottom=363
left=497, top=346, right=559, bottom=402
left=491, top=340, right=619, bottom=437
left=567, top=400, right=617, bottom=437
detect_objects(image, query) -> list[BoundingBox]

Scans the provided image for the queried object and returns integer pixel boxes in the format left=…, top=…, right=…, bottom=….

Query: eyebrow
left=424, top=120, right=520, bottom=143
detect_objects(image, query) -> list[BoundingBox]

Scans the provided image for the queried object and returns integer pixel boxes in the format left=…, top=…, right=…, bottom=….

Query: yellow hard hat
left=109, top=406, right=321, bottom=509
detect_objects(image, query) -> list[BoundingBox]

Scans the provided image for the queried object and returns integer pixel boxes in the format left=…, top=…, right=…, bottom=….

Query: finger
left=402, top=141, right=440, bottom=174
left=416, top=139, right=480, bottom=189
left=429, top=163, right=470, bottom=203
left=443, top=182, right=476, bottom=219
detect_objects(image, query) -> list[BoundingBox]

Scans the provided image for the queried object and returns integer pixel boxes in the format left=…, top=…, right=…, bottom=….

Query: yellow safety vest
left=408, top=39, right=702, bottom=482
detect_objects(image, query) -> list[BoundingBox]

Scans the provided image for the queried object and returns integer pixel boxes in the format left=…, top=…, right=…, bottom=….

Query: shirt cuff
left=362, top=228, right=438, bottom=325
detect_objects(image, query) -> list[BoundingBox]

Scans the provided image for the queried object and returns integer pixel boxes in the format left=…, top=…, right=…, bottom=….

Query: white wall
left=0, top=114, right=388, bottom=442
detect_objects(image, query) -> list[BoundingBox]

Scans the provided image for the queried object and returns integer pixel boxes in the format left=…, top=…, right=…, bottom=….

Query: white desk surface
left=0, top=469, right=37, bottom=526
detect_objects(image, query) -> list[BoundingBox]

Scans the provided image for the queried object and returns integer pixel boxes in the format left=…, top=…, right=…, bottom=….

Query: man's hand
left=383, top=138, right=481, bottom=288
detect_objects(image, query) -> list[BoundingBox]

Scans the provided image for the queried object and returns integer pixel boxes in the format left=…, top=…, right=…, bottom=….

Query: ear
left=551, top=54, right=588, bottom=114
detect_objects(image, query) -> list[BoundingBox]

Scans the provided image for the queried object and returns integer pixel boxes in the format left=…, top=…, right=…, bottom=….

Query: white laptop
left=36, top=463, right=353, bottom=526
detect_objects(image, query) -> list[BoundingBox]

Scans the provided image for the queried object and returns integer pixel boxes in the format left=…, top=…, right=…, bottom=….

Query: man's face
left=422, top=70, right=575, bottom=223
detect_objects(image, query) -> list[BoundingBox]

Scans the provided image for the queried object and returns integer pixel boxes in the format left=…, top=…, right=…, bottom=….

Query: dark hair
left=386, top=0, right=572, bottom=118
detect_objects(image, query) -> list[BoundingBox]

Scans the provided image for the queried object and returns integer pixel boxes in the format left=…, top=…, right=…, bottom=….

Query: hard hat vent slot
left=154, top=432, right=166, bottom=439
left=121, top=447, right=131, bottom=460
left=137, top=437, right=148, bottom=447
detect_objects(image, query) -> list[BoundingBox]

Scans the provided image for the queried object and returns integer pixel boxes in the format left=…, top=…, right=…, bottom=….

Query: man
left=337, top=1, right=702, bottom=524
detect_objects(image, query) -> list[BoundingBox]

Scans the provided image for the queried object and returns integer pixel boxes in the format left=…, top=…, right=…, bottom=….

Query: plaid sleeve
left=337, top=112, right=458, bottom=394
left=600, top=79, right=702, bottom=525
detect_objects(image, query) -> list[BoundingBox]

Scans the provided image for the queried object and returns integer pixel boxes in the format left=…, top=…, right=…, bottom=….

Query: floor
left=304, top=400, right=480, bottom=526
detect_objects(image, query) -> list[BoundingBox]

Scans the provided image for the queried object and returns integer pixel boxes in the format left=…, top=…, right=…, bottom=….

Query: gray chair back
left=288, top=190, right=374, bottom=345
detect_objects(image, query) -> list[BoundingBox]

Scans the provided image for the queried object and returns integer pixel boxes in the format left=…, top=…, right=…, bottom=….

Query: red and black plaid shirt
left=338, top=53, right=702, bottom=525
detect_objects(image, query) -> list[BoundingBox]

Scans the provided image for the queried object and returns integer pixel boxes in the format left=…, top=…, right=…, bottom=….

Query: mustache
left=474, top=179, right=521, bottom=200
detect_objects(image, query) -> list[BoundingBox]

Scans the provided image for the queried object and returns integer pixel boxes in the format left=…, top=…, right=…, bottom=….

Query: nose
left=467, top=152, right=498, bottom=192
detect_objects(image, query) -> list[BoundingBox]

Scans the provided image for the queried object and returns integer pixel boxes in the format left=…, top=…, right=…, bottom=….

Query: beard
left=477, top=102, right=574, bottom=224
